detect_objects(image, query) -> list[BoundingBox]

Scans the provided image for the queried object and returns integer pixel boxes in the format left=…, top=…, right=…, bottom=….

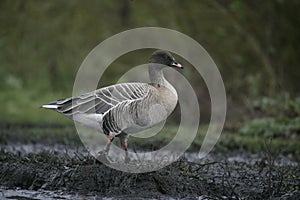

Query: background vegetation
left=0, top=0, right=299, bottom=141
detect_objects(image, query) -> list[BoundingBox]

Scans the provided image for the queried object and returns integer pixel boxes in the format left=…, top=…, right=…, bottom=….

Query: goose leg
left=97, top=132, right=115, bottom=163
left=119, top=134, right=129, bottom=163
left=105, top=132, right=115, bottom=153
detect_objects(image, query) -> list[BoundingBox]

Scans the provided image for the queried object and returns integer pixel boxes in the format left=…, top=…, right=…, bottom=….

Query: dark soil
left=0, top=150, right=299, bottom=199
left=0, top=124, right=299, bottom=199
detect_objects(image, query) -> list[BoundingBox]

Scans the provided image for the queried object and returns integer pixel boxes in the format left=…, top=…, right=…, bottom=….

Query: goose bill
left=170, top=61, right=183, bottom=69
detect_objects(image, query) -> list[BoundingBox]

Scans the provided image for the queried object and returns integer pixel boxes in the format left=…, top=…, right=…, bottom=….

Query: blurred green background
left=0, top=0, right=299, bottom=129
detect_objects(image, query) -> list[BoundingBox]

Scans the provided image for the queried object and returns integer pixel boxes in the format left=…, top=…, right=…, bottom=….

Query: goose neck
left=148, top=65, right=166, bottom=85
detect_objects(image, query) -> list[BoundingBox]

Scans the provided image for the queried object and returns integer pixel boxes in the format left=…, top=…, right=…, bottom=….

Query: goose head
left=149, top=50, right=183, bottom=69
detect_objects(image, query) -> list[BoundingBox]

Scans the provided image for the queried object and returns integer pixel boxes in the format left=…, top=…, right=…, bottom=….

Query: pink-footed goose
left=42, top=50, right=183, bottom=162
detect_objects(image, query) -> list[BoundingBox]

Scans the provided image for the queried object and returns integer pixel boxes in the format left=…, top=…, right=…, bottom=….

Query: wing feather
left=46, top=82, right=153, bottom=118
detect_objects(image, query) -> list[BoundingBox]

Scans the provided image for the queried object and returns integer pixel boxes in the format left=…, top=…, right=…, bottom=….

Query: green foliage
left=234, top=94, right=300, bottom=158
left=253, top=93, right=300, bottom=117
left=238, top=94, right=300, bottom=139
left=238, top=117, right=300, bottom=137
left=0, top=88, right=72, bottom=124
left=0, top=1, right=300, bottom=124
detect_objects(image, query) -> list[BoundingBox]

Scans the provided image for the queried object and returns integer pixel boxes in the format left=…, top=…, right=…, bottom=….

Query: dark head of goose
left=149, top=50, right=183, bottom=69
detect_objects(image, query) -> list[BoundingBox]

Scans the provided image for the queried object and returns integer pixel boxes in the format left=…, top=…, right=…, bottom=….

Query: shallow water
left=0, top=187, right=222, bottom=200
left=1, top=143, right=298, bottom=167
left=1, top=187, right=208, bottom=200
left=0, top=187, right=86, bottom=200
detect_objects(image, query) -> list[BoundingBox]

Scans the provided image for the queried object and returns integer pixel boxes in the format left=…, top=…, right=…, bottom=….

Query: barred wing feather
left=50, top=82, right=152, bottom=117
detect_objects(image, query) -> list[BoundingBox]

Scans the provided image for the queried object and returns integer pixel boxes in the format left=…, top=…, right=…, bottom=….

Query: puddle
left=0, top=187, right=211, bottom=200
left=0, top=187, right=85, bottom=200
left=1, top=143, right=298, bottom=167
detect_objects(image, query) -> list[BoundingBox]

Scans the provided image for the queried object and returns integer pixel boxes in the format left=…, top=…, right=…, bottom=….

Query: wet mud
left=0, top=125, right=299, bottom=199
left=0, top=150, right=299, bottom=199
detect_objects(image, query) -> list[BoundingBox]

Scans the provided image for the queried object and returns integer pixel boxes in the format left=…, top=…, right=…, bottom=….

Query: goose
left=42, top=50, right=183, bottom=162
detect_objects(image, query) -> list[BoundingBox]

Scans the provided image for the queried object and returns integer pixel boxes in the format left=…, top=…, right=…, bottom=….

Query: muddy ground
left=0, top=125, right=299, bottom=199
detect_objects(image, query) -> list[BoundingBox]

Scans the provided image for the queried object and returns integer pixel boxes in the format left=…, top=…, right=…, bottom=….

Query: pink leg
left=121, top=141, right=128, bottom=160
left=105, top=132, right=115, bottom=153
left=120, top=134, right=129, bottom=163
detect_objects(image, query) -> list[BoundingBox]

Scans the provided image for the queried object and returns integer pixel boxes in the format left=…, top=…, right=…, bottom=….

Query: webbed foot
left=96, top=150, right=111, bottom=164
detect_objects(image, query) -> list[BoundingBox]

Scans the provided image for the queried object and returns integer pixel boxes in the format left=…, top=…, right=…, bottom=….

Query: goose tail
left=41, top=101, right=59, bottom=109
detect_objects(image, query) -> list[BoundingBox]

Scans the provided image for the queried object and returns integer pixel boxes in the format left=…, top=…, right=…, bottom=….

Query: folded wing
left=42, top=82, right=156, bottom=131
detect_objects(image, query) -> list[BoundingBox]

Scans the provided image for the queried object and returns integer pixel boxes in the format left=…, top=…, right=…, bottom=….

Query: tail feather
left=41, top=97, right=73, bottom=110
left=42, top=104, right=58, bottom=109
left=42, top=98, right=103, bottom=131
left=41, top=101, right=59, bottom=109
